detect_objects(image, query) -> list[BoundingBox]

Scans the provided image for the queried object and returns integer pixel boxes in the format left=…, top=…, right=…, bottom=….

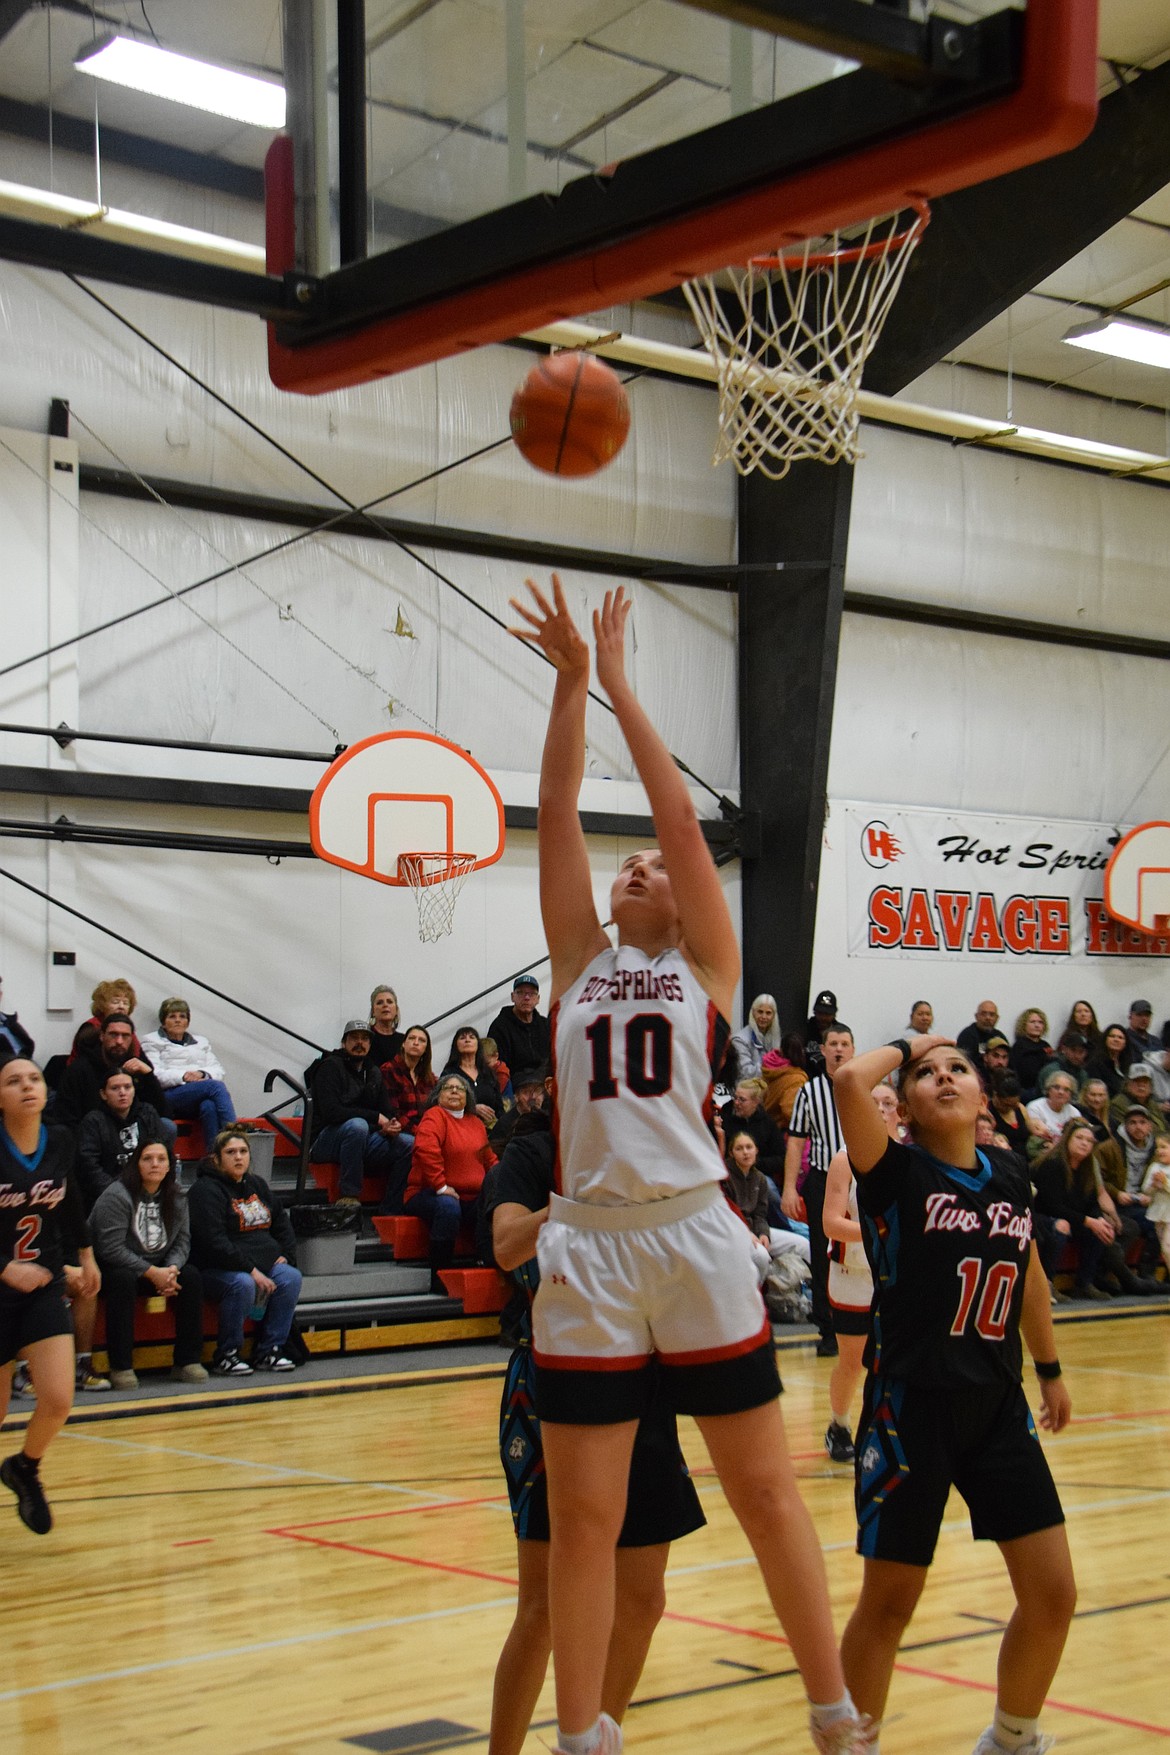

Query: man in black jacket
left=56, top=1015, right=174, bottom=1138
left=309, top=1020, right=413, bottom=1208
left=486, top=975, right=551, bottom=1084
left=75, top=1068, right=168, bottom=1211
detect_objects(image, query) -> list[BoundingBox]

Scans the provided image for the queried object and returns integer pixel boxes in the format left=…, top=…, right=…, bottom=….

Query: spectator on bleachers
left=68, top=979, right=141, bottom=1064
left=440, top=1026, right=504, bottom=1130
left=801, top=988, right=839, bottom=1075
left=404, top=1072, right=497, bottom=1292
left=988, top=1070, right=1041, bottom=1159
left=1100, top=1106, right=1159, bottom=1236
left=1141, top=1134, right=1170, bottom=1277
left=1025, top=1067, right=1081, bottom=1152
left=1053, top=1030, right=1091, bottom=1089
left=310, top=1020, right=413, bottom=1211
left=1008, top=1007, right=1056, bottom=1098
left=1087, top=1022, right=1130, bottom=1098
left=760, top=1033, right=808, bottom=1128
left=1125, top=999, right=1160, bottom=1068
left=722, top=1130, right=771, bottom=1239
left=140, top=999, right=237, bottom=1145
left=1032, top=1118, right=1120, bottom=1302
left=57, top=1015, right=174, bottom=1140
left=381, top=1025, right=436, bottom=1133
left=727, top=1077, right=786, bottom=1199
left=481, top=1037, right=514, bottom=1110
left=1062, top=1000, right=1104, bottom=1055
left=978, top=1035, right=1011, bottom=1092
left=1139, top=1046, right=1170, bottom=1125
left=75, top=1068, right=169, bottom=1211
left=486, top=975, right=550, bottom=1084
left=905, top=1000, right=934, bottom=1037
left=188, top=1128, right=302, bottom=1375
left=1078, top=1078, right=1113, bottom=1142
left=491, top=1063, right=548, bottom=1150
left=366, top=984, right=404, bottom=1073
left=955, top=1000, right=1001, bottom=1064
left=0, top=975, right=34, bottom=1060
left=89, top=1138, right=207, bottom=1389
left=1108, top=1066, right=1166, bottom=1137
left=729, top=994, right=780, bottom=1082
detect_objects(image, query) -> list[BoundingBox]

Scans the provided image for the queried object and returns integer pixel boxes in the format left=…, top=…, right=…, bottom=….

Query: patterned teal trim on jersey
left=500, top=1345, right=545, bottom=1538
left=856, top=1378, right=910, bottom=1558
left=0, top=1122, right=46, bottom=1172
left=907, top=1142, right=993, bottom=1196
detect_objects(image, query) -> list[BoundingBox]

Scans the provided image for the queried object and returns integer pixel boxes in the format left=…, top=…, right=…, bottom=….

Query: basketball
left=509, top=351, right=631, bottom=477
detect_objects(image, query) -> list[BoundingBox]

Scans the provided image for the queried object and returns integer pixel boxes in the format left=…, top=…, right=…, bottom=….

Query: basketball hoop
left=397, top=851, right=477, bottom=942
left=682, top=200, right=930, bottom=479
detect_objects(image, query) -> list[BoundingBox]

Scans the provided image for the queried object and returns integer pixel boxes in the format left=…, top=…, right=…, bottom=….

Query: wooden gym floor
left=0, top=1312, right=1166, bottom=1754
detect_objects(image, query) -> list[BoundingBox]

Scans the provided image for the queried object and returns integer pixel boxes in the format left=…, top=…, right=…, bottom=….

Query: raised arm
left=834, top=1034, right=953, bottom=1173
left=823, top=1149, right=862, bottom=1243
left=593, top=588, right=739, bottom=1018
left=511, top=575, right=609, bottom=1001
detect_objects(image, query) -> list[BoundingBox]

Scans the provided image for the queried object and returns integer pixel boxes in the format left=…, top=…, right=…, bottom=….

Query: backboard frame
left=266, top=0, right=1098, bottom=394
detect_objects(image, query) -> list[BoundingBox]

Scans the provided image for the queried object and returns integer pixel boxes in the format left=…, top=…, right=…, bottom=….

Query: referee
left=783, top=1024, right=855, bottom=1357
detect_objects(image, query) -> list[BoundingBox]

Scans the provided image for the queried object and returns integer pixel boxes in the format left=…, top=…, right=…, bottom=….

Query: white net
left=397, top=851, right=477, bottom=942
left=682, top=202, right=929, bottom=479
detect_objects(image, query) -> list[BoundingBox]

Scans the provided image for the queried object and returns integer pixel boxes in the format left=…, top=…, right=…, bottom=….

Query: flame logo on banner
left=861, top=820, right=903, bottom=870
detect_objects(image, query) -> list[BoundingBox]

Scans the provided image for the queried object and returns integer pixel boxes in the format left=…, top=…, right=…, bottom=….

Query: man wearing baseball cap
left=1126, top=1000, right=1160, bottom=1067
left=309, top=1019, right=413, bottom=1209
left=487, top=975, right=551, bottom=1084
left=1108, top=1064, right=1166, bottom=1138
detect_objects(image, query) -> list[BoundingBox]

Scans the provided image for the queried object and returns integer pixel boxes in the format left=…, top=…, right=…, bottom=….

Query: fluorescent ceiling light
left=1063, top=315, right=1170, bottom=371
left=75, top=36, right=285, bottom=129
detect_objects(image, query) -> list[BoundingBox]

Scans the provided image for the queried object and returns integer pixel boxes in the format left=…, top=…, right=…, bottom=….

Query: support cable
left=67, top=279, right=735, bottom=810
left=0, top=864, right=328, bottom=1055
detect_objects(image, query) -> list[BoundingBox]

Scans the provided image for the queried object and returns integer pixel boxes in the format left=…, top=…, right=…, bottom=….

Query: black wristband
left=887, top=1038, right=912, bottom=1068
left=1034, top=1359, right=1062, bottom=1380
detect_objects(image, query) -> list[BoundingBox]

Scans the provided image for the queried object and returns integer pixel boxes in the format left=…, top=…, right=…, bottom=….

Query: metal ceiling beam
left=865, top=55, right=1170, bottom=395
left=0, top=95, right=266, bottom=201
left=0, top=0, right=38, bottom=47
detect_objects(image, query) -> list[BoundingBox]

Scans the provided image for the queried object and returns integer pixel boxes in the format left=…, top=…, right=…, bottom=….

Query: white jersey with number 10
left=550, top=944, right=730, bottom=1207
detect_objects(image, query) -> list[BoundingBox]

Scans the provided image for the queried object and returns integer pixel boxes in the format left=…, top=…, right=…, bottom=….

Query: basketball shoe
left=551, top=1713, right=623, bottom=1753
left=811, top=1713, right=879, bottom=1753
left=971, top=1733, right=1054, bottom=1755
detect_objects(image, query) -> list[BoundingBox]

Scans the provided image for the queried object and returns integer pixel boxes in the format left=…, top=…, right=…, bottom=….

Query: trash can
left=241, top=1129, right=276, bottom=1181
left=291, top=1203, right=361, bottom=1276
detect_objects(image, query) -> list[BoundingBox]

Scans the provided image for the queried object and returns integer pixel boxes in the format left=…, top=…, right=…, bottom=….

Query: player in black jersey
left=0, top=1055, right=99, bottom=1533
left=833, top=1035, right=1075, bottom=1755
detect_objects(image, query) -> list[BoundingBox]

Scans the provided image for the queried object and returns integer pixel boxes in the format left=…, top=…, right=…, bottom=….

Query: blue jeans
left=311, top=1118, right=413, bottom=1205
left=165, top=1077, right=236, bottom=1142
left=404, top=1187, right=476, bottom=1271
left=202, top=1260, right=302, bottom=1355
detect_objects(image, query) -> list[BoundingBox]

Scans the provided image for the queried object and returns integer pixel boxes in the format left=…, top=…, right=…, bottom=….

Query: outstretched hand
left=592, top=587, right=632, bottom=697
left=509, top=574, right=589, bottom=677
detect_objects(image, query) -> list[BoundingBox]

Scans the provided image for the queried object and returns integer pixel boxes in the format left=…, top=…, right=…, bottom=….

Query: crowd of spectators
left=2, top=964, right=1166, bottom=1391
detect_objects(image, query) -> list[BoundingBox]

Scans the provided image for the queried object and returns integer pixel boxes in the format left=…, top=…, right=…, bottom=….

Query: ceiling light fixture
left=74, top=36, right=285, bottom=130
left=1063, top=314, right=1170, bottom=372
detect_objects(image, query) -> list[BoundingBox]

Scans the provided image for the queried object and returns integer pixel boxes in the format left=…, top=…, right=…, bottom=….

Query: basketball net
left=682, top=201, right=929, bottom=479
left=397, top=852, right=477, bottom=942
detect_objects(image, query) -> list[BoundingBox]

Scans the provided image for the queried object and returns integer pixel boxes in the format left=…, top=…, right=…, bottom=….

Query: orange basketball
left=510, top=351, right=630, bottom=478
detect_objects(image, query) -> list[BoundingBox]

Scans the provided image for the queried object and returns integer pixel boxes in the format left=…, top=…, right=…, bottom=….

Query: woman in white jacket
left=140, top=998, right=237, bottom=1144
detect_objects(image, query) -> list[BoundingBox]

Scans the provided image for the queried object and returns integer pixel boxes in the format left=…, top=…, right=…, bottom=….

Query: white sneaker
left=811, top=1713, right=880, bottom=1754
left=552, top=1713, right=623, bottom=1754
left=971, top=1732, right=1054, bottom=1755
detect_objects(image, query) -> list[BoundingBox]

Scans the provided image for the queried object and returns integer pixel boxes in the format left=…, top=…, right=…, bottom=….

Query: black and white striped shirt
left=788, top=1073, right=844, bottom=1175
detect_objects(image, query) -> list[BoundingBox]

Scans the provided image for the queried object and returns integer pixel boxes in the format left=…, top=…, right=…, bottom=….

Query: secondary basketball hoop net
left=683, top=200, right=930, bottom=479
left=398, top=851, right=478, bottom=942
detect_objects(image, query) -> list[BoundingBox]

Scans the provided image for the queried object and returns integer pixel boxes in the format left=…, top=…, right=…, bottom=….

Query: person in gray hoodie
left=89, top=1138, right=207, bottom=1389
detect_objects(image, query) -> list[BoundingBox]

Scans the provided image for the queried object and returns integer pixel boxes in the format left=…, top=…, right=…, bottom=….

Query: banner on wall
left=845, top=806, right=1170, bottom=962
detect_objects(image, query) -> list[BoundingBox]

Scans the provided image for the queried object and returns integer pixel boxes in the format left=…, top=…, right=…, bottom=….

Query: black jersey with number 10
left=854, top=1138, right=1034, bottom=1388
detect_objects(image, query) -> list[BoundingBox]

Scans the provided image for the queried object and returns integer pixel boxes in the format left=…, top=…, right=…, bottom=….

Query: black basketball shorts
left=0, top=1278, right=74, bottom=1366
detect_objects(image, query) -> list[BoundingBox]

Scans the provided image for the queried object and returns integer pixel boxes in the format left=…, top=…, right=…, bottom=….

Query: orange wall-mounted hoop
left=266, top=0, right=1098, bottom=396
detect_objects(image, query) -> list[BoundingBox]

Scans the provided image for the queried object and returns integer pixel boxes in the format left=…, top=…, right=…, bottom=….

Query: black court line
left=713, top=1658, right=769, bottom=1673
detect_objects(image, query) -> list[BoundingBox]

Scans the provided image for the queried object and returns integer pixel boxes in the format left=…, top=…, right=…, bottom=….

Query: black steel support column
left=336, top=0, right=368, bottom=266
left=738, top=460, right=853, bottom=1031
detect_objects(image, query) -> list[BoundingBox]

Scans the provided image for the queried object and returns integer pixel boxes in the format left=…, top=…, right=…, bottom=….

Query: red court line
left=1074, top=1406, right=1170, bottom=1425
left=271, top=1526, right=519, bottom=1588
left=172, top=1537, right=213, bottom=1547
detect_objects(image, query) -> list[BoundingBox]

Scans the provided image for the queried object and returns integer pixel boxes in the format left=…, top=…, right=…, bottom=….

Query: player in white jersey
left=508, top=574, right=872, bottom=1755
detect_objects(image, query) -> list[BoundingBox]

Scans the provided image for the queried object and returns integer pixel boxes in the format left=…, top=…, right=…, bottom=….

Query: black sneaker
left=1, top=1453, right=52, bottom=1534
left=815, top=1335, right=839, bottom=1358
left=824, top=1421, right=855, bottom=1465
left=252, top=1350, right=295, bottom=1372
left=211, top=1350, right=253, bottom=1377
